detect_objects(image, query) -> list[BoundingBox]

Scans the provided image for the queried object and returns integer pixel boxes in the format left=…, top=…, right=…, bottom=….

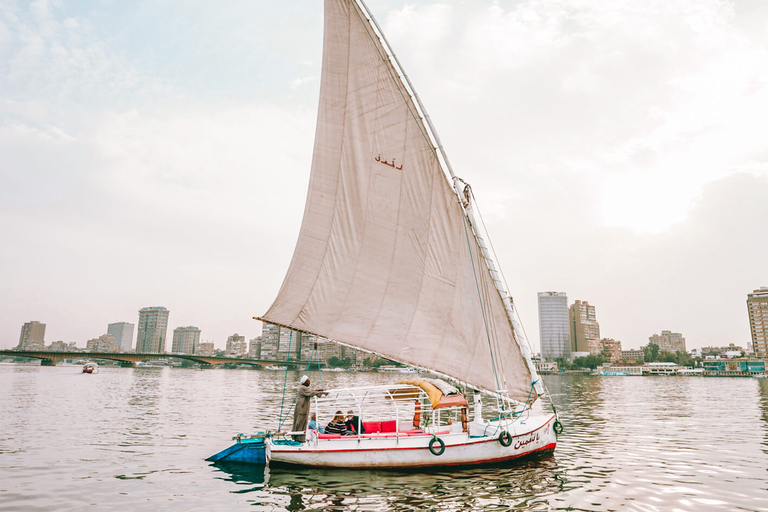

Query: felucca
left=209, top=0, right=562, bottom=469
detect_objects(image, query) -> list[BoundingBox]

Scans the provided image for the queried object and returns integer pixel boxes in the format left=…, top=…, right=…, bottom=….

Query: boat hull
left=268, top=413, right=556, bottom=469
left=207, top=437, right=269, bottom=464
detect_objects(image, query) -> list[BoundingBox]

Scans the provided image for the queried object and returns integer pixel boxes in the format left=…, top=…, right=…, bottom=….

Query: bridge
left=0, top=350, right=313, bottom=369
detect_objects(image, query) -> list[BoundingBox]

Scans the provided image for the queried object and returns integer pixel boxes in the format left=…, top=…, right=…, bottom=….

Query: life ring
left=428, top=436, right=445, bottom=456
left=498, top=430, right=512, bottom=447
left=553, top=420, right=564, bottom=435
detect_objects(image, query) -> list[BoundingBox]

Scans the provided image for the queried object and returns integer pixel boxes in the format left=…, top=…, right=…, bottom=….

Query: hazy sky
left=1, top=0, right=766, bottom=352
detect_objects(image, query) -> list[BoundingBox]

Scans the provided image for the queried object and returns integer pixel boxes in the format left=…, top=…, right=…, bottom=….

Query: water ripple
left=1, top=368, right=767, bottom=510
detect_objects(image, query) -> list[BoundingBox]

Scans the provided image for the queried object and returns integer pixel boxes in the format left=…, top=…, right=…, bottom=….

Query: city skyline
left=6, top=285, right=767, bottom=353
left=1, top=1, right=766, bottom=351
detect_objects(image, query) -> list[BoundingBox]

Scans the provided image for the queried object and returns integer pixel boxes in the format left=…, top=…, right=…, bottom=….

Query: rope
left=461, top=212, right=501, bottom=393
left=278, top=338, right=324, bottom=431
left=482, top=379, right=538, bottom=437
left=469, top=187, right=558, bottom=417
left=277, top=330, right=294, bottom=430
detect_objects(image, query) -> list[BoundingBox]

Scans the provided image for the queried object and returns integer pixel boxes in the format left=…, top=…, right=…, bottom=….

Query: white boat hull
left=268, top=413, right=557, bottom=469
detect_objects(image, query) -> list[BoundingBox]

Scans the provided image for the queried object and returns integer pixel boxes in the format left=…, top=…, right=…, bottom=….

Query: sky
left=1, top=0, right=766, bottom=353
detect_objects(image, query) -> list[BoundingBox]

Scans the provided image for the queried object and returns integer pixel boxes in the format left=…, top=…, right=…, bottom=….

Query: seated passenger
left=325, top=411, right=349, bottom=435
left=344, top=410, right=365, bottom=434
left=307, top=412, right=325, bottom=433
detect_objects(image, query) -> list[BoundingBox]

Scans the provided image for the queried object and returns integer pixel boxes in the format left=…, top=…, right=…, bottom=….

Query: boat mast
left=355, top=0, right=543, bottom=398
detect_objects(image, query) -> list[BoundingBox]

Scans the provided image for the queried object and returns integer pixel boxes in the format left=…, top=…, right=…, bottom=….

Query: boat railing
left=310, top=383, right=466, bottom=442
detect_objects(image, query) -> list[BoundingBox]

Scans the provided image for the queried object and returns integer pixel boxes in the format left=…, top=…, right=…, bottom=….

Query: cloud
left=0, top=98, right=318, bottom=346
left=0, top=0, right=765, bottom=353
left=383, top=0, right=768, bottom=232
left=494, top=172, right=768, bottom=350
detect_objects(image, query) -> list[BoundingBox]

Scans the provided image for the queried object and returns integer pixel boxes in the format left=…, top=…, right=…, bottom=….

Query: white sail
left=260, top=0, right=536, bottom=401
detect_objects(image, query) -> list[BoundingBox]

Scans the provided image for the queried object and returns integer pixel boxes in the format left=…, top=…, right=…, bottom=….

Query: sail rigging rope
left=460, top=211, right=502, bottom=394
left=468, top=187, right=558, bottom=415
left=277, top=332, right=324, bottom=431
left=277, top=330, right=294, bottom=430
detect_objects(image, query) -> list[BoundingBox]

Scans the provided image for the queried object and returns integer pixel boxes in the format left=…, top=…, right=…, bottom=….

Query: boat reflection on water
left=211, top=453, right=564, bottom=510
left=210, top=461, right=268, bottom=489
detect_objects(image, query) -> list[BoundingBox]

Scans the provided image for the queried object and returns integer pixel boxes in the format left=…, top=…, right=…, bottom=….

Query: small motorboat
left=82, top=362, right=99, bottom=374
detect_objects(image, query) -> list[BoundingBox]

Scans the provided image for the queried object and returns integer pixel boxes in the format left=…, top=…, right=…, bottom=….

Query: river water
left=1, top=364, right=767, bottom=511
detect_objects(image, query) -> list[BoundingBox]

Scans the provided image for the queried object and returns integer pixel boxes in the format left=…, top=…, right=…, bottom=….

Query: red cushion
left=380, top=420, right=397, bottom=433
left=317, top=433, right=343, bottom=439
left=363, top=421, right=381, bottom=433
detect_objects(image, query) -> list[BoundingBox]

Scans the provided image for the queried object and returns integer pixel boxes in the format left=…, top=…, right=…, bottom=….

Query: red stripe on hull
left=271, top=442, right=557, bottom=469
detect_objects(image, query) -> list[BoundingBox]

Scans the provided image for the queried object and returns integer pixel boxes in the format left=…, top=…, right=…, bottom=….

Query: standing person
left=292, top=375, right=327, bottom=442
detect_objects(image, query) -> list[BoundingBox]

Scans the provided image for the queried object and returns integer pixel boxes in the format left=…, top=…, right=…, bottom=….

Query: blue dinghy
left=207, top=434, right=269, bottom=464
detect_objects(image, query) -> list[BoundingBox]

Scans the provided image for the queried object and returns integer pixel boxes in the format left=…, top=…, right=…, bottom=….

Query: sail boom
left=255, top=317, right=505, bottom=395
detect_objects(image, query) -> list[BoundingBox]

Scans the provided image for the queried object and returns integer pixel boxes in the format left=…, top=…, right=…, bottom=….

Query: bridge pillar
left=40, top=359, right=56, bottom=366
left=119, top=361, right=136, bottom=368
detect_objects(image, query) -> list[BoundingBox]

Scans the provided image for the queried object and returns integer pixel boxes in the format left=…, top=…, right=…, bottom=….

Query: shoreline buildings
left=569, top=300, right=600, bottom=356
left=747, top=287, right=768, bottom=357
left=649, top=330, right=686, bottom=352
left=538, top=292, right=570, bottom=361
left=136, top=307, right=170, bottom=353
left=196, top=341, right=214, bottom=356
left=226, top=333, right=247, bottom=357
left=172, top=326, right=201, bottom=355
left=86, top=334, right=116, bottom=352
left=599, top=338, right=622, bottom=361
left=107, top=322, right=134, bottom=352
left=256, top=322, right=367, bottom=364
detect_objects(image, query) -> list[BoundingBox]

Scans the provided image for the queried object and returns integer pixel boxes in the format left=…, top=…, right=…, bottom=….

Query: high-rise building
left=172, top=326, right=201, bottom=355
left=249, top=337, right=262, bottom=358
left=259, top=323, right=280, bottom=359
left=277, top=327, right=302, bottom=360
left=648, top=330, right=686, bottom=352
left=17, top=321, right=46, bottom=350
left=136, top=307, right=170, bottom=353
left=258, top=323, right=306, bottom=361
left=538, top=292, right=570, bottom=361
left=569, top=300, right=601, bottom=354
left=107, top=322, right=134, bottom=352
left=86, top=334, right=116, bottom=352
left=747, top=287, right=768, bottom=357
left=226, top=333, right=247, bottom=356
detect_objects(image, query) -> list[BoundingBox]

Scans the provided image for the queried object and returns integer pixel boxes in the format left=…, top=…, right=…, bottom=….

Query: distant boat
left=377, top=365, right=418, bottom=373
left=82, top=362, right=98, bottom=374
